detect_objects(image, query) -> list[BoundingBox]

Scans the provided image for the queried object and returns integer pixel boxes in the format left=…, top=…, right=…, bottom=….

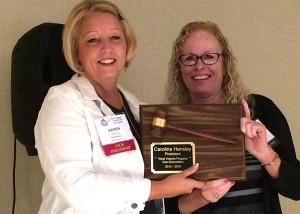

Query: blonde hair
left=62, top=0, right=137, bottom=73
left=166, top=21, right=250, bottom=104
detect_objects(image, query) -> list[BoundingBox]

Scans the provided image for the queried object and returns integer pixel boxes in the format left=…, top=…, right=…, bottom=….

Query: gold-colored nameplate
left=151, top=142, right=195, bottom=174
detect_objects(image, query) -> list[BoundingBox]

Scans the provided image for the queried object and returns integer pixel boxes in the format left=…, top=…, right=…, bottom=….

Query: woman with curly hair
left=164, top=21, right=300, bottom=214
left=166, top=21, right=249, bottom=105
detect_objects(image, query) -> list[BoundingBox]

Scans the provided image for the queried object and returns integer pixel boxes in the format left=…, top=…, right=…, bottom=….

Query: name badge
left=95, top=114, right=136, bottom=156
left=256, top=119, right=280, bottom=148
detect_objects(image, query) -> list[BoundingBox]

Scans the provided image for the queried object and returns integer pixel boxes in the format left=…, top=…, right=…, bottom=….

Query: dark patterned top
left=164, top=94, right=300, bottom=214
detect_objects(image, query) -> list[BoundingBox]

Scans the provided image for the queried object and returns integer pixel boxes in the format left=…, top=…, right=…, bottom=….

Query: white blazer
left=35, top=74, right=157, bottom=214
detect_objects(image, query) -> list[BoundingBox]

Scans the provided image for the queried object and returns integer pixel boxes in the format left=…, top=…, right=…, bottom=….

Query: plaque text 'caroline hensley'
left=151, top=142, right=195, bottom=174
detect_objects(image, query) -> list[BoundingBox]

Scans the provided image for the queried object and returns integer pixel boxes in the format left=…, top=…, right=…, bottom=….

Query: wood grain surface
left=140, top=104, right=246, bottom=181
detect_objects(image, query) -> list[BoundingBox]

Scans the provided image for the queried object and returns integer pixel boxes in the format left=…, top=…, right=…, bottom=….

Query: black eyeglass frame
left=179, top=53, right=223, bottom=66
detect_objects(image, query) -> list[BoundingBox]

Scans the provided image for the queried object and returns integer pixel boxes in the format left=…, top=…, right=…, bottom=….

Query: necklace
left=118, top=91, right=141, bottom=142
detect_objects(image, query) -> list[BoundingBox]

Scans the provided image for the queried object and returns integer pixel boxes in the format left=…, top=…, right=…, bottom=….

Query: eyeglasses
left=179, top=53, right=223, bottom=66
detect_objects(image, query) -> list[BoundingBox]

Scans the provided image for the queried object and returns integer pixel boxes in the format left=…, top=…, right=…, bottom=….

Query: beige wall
left=1, top=0, right=299, bottom=213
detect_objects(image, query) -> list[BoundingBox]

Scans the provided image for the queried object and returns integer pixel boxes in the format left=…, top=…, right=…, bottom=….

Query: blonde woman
left=165, top=21, right=300, bottom=214
left=35, top=1, right=204, bottom=213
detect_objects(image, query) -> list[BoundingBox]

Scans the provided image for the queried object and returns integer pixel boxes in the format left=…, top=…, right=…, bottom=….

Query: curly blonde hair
left=166, top=21, right=250, bottom=104
left=62, top=0, right=137, bottom=73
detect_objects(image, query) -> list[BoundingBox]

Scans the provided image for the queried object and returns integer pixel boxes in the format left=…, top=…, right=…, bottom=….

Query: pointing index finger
left=241, top=98, right=251, bottom=119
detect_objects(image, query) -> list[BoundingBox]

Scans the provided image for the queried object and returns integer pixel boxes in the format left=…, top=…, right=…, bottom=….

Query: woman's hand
left=240, top=98, right=280, bottom=179
left=178, top=178, right=235, bottom=214
left=149, top=163, right=204, bottom=200
left=240, top=98, right=270, bottom=158
left=200, top=179, right=235, bottom=203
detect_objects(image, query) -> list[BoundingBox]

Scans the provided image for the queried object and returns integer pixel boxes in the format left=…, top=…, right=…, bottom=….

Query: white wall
left=1, top=1, right=299, bottom=213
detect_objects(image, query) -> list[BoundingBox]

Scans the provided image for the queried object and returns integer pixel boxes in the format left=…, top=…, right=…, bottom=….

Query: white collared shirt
left=35, top=74, right=152, bottom=214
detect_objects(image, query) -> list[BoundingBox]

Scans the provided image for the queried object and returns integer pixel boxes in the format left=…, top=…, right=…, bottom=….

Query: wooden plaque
left=140, top=104, right=246, bottom=181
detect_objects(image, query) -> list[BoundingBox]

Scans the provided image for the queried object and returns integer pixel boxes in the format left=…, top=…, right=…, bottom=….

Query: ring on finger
left=213, top=193, right=220, bottom=200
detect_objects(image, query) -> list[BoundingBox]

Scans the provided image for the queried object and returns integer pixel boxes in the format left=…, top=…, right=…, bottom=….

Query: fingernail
left=194, top=163, right=199, bottom=168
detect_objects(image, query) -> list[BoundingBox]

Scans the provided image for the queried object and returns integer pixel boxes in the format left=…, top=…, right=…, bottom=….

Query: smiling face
left=77, top=12, right=127, bottom=89
left=180, top=30, right=224, bottom=104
